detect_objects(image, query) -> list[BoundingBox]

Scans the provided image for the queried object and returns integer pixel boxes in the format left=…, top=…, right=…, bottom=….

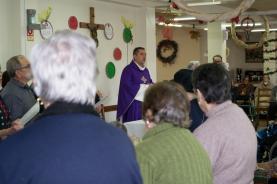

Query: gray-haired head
left=30, top=30, right=98, bottom=105
left=6, top=55, right=25, bottom=78
left=187, top=60, right=200, bottom=70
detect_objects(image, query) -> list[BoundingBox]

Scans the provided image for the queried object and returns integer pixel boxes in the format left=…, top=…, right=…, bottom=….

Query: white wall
left=0, top=0, right=22, bottom=70
left=2, top=0, right=157, bottom=121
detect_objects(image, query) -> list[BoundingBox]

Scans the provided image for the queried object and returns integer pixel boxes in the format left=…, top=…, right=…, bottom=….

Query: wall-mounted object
left=79, top=7, right=104, bottom=47
left=106, top=62, right=116, bottom=79
left=113, top=48, right=122, bottom=60
left=27, top=9, right=45, bottom=31
left=121, top=16, right=134, bottom=43
left=104, top=23, right=113, bottom=40
left=27, top=29, right=34, bottom=41
left=68, top=16, right=78, bottom=30
left=40, top=21, right=53, bottom=40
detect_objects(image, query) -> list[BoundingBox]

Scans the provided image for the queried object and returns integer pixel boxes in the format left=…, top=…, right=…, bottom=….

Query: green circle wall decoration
left=123, top=28, right=133, bottom=43
left=106, top=62, right=116, bottom=79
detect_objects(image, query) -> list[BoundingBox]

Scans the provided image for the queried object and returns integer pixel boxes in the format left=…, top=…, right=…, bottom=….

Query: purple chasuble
left=117, top=61, right=153, bottom=123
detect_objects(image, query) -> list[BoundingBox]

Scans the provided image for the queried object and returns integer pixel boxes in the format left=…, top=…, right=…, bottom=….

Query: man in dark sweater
left=0, top=30, right=142, bottom=184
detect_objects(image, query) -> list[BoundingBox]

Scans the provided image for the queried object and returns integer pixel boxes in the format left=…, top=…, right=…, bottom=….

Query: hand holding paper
left=134, top=84, right=150, bottom=102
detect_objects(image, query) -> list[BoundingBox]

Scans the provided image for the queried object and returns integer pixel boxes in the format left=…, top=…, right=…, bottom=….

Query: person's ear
left=196, top=89, right=205, bottom=102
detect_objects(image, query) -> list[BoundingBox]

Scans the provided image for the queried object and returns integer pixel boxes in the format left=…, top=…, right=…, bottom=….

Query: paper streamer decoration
left=106, top=62, right=116, bottom=79
left=113, top=48, right=122, bottom=60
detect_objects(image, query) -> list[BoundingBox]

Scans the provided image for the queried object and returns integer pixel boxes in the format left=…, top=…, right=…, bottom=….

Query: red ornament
left=157, top=16, right=165, bottom=23
left=171, top=2, right=179, bottom=10
left=113, top=48, right=122, bottom=61
left=198, top=20, right=204, bottom=24
left=231, top=16, right=240, bottom=24
left=68, top=16, right=78, bottom=30
left=161, top=27, right=173, bottom=40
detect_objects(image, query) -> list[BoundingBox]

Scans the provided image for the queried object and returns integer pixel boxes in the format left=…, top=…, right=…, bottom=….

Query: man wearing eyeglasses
left=1, top=55, right=36, bottom=121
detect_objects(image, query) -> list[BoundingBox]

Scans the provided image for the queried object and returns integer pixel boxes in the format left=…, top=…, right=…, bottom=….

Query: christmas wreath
left=157, top=40, right=178, bottom=64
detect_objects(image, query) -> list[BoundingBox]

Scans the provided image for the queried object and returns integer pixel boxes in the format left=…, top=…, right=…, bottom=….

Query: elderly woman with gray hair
left=135, top=81, right=212, bottom=184
left=0, top=30, right=142, bottom=184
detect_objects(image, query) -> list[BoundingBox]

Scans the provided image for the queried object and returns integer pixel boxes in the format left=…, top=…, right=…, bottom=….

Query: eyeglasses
left=16, top=64, right=31, bottom=70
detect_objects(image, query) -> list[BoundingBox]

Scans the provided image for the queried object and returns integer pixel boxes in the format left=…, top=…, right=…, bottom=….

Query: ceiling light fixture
left=187, top=0, right=221, bottom=7
left=251, top=28, right=277, bottom=32
left=158, top=22, right=183, bottom=27
left=223, top=22, right=262, bottom=27
left=173, top=17, right=196, bottom=21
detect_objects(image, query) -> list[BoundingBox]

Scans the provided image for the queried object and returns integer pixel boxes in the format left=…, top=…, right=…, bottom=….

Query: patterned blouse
left=0, top=97, right=10, bottom=130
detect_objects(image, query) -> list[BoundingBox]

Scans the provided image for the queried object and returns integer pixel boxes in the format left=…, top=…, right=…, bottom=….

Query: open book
left=20, top=101, right=40, bottom=126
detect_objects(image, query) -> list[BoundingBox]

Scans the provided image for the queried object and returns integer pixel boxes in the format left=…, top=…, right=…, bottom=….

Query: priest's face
left=134, top=49, right=146, bottom=67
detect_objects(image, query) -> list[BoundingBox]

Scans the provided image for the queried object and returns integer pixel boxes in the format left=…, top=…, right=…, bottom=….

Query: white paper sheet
left=124, top=120, right=146, bottom=139
left=134, top=84, right=149, bottom=102
left=20, top=101, right=40, bottom=126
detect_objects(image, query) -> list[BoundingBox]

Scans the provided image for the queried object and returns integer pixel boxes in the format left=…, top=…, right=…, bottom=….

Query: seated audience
left=254, top=74, right=272, bottom=113
left=0, top=30, right=142, bottom=184
left=136, top=81, right=212, bottom=184
left=192, top=63, right=257, bottom=184
left=236, top=75, right=255, bottom=102
left=174, top=68, right=206, bottom=132
left=268, top=85, right=277, bottom=121
left=1, top=55, right=36, bottom=121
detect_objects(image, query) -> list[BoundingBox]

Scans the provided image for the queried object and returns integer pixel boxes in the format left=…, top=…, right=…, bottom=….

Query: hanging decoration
left=68, top=16, right=78, bottom=30
left=263, top=57, right=277, bottom=62
left=38, top=6, right=53, bottom=40
left=264, top=48, right=277, bottom=53
left=161, top=27, right=173, bottom=40
left=240, top=16, right=255, bottom=41
left=264, top=69, right=277, bottom=75
left=106, top=62, right=116, bottom=79
left=230, top=16, right=269, bottom=50
left=226, top=47, right=230, bottom=58
left=189, top=24, right=200, bottom=40
left=157, top=40, right=178, bottom=64
left=173, top=0, right=255, bottom=22
left=121, top=16, right=134, bottom=43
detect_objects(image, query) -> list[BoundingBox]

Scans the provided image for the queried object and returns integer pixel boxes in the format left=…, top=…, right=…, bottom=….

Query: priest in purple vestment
left=117, top=47, right=153, bottom=123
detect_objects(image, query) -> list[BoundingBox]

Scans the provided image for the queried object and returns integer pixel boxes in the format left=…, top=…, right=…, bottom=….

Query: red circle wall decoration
left=113, top=48, right=122, bottom=61
left=68, top=16, right=78, bottom=30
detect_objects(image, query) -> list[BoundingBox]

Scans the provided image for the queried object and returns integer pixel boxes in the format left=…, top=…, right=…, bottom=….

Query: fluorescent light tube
left=187, top=1, right=221, bottom=6
left=173, top=17, right=196, bottom=21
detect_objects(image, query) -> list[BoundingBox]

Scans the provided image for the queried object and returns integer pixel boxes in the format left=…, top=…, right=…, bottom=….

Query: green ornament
left=123, top=28, right=133, bottom=43
left=106, top=62, right=116, bottom=79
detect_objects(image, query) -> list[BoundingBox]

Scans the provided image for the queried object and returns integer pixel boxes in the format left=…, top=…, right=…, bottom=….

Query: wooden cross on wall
left=79, top=7, right=104, bottom=47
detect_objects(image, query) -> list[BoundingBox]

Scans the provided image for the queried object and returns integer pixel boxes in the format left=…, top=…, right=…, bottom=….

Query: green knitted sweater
left=136, top=123, right=212, bottom=184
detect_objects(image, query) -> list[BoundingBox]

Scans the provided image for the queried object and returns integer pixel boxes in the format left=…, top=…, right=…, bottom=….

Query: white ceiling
left=97, top=0, right=277, bottom=28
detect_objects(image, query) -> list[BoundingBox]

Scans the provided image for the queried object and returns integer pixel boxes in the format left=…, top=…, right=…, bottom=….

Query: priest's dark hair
left=143, top=81, right=190, bottom=128
left=133, top=47, right=145, bottom=56
left=192, top=63, right=231, bottom=104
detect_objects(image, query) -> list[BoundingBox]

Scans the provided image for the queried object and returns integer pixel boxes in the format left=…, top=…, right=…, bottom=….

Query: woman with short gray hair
left=30, top=30, right=98, bottom=105
left=0, top=30, right=142, bottom=184
left=136, top=81, right=212, bottom=184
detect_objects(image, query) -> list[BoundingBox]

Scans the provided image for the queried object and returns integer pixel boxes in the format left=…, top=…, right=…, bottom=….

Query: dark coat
left=0, top=102, right=142, bottom=184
